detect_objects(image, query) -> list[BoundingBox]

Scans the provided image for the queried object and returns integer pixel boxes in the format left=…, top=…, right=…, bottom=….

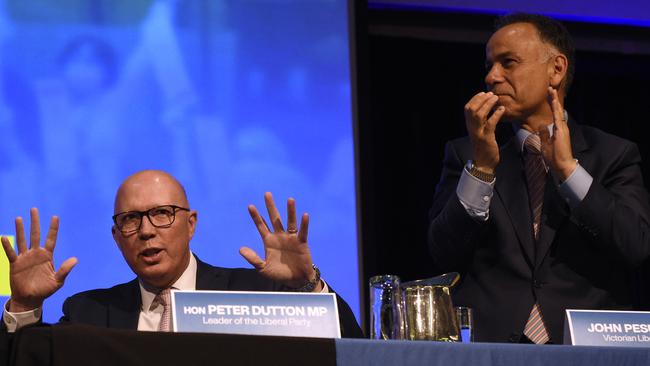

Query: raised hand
left=539, top=86, right=576, bottom=180
left=464, top=91, right=506, bottom=173
left=240, top=192, right=321, bottom=291
left=1, top=208, right=77, bottom=312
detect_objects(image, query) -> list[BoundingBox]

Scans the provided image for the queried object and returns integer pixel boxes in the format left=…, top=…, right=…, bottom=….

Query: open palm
left=240, top=192, right=316, bottom=289
left=1, top=208, right=77, bottom=312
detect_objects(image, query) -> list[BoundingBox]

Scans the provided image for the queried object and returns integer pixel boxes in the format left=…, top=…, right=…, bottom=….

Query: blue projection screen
left=0, top=0, right=359, bottom=323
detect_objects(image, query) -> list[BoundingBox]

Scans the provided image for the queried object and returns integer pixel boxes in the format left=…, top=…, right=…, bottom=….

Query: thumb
left=55, top=257, right=78, bottom=283
left=239, top=247, right=265, bottom=270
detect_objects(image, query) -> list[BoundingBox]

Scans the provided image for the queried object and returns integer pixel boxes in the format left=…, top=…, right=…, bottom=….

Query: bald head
left=111, top=170, right=197, bottom=289
left=114, top=170, right=189, bottom=214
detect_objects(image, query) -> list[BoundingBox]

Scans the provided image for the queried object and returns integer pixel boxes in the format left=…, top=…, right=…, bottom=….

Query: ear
left=187, top=210, right=198, bottom=241
left=548, top=53, right=568, bottom=90
left=112, top=225, right=123, bottom=250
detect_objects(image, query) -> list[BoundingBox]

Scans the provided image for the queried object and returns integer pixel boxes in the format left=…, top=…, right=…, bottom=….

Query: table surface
left=7, top=325, right=650, bottom=366
left=335, top=338, right=650, bottom=366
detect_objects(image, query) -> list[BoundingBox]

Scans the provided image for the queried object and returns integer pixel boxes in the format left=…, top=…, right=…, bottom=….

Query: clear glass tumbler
left=455, top=306, right=474, bottom=343
left=369, top=275, right=404, bottom=340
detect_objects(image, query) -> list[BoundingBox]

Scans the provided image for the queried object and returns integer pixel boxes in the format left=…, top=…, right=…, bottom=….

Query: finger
left=260, top=216, right=271, bottom=233
left=464, top=92, right=489, bottom=112
left=286, top=198, right=297, bottom=233
left=29, top=208, right=41, bottom=249
left=15, top=217, right=27, bottom=254
left=484, top=106, right=505, bottom=134
left=264, top=192, right=285, bottom=232
left=248, top=205, right=270, bottom=237
left=55, top=257, right=78, bottom=283
left=239, top=247, right=265, bottom=270
left=44, top=216, right=60, bottom=253
left=547, top=87, right=565, bottom=126
left=1, top=236, right=17, bottom=263
left=474, top=93, right=499, bottom=121
left=298, top=213, right=309, bottom=243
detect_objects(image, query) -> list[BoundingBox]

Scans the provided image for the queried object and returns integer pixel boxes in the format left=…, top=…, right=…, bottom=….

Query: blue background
left=0, top=0, right=359, bottom=323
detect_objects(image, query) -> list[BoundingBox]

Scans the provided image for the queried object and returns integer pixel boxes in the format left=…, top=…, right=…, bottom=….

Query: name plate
left=171, top=290, right=341, bottom=338
left=565, top=309, right=650, bottom=347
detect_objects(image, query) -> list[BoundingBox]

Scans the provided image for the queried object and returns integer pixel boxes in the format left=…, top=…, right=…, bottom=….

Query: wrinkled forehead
left=114, top=172, right=188, bottom=213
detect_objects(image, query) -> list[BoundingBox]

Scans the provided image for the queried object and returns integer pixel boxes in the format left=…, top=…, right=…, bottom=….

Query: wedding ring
left=287, top=228, right=298, bottom=234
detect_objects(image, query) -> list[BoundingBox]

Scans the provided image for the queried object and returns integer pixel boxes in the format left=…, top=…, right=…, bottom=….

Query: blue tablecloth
left=335, top=339, right=650, bottom=366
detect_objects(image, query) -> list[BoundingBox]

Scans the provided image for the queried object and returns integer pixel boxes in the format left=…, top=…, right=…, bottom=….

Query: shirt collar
left=139, top=251, right=197, bottom=311
left=514, top=110, right=568, bottom=153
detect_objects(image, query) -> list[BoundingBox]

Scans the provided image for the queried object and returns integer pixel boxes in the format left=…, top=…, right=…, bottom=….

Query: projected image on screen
left=0, top=0, right=359, bottom=323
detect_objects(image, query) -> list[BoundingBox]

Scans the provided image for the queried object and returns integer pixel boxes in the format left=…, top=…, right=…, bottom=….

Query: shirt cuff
left=3, top=299, right=42, bottom=333
left=558, top=163, right=593, bottom=208
left=457, top=167, right=495, bottom=220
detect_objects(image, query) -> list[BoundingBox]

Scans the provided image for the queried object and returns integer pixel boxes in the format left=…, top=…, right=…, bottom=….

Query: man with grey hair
left=428, top=13, right=650, bottom=343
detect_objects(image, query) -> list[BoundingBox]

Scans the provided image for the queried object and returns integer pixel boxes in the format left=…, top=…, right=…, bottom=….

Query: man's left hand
left=241, top=192, right=322, bottom=292
left=539, top=86, right=577, bottom=181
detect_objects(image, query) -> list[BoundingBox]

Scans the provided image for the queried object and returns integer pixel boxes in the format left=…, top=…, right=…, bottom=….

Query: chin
left=500, top=106, right=525, bottom=122
left=136, top=266, right=169, bottom=286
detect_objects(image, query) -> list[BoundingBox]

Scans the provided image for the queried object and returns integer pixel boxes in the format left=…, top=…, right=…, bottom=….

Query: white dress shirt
left=137, top=253, right=198, bottom=331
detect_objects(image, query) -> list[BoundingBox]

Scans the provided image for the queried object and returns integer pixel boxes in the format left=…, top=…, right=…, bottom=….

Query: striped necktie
left=156, top=288, right=172, bottom=332
left=522, top=133, right=550, bottom=344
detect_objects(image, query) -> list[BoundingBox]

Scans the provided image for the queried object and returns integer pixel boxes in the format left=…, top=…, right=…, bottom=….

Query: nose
left=485, top=64, right=502, bottom=88
left=138, top=214, right=157, bottom=240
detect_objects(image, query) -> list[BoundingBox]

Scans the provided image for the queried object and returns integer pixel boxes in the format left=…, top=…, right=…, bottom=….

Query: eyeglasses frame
left=112, top=205, right=191, bottom=234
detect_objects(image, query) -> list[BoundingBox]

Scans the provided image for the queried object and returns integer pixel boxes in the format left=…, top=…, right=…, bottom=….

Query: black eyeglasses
left=112, top=205, right=190, bottom=234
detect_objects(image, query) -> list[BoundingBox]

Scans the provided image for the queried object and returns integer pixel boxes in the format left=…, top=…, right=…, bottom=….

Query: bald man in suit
left=2, top=170, right=362, bottom=337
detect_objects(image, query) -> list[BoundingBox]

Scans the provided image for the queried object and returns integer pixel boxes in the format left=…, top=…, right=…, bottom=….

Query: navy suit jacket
left=428, top=119, right=650, bottom=343
left=60, top=256, right=363, bottom=338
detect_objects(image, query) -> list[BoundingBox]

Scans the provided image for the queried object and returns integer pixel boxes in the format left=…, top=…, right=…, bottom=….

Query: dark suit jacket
left=60, top=256, right=363, bottom=338
left=428, top=119, right=650, bottom=343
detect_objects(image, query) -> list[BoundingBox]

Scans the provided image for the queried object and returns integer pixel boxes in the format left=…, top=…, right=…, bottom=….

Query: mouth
left=139, top=247, right=164, bottom=264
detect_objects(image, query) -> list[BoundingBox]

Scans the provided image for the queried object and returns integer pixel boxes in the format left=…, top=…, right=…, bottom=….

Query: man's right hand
left=1, top=208, right=77, bottom=313
left=464, top=91, right=506, bottom=173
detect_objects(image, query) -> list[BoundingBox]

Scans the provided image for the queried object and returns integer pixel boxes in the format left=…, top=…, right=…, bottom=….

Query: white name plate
left=171, top=290, right=341, bottom=338
left=565, top=309, right=650, bottom=347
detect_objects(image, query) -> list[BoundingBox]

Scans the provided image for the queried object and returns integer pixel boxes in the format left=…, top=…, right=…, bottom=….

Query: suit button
left=509, top=333, right=521, bottom=343
left=533, top=280, right=542, bottom=289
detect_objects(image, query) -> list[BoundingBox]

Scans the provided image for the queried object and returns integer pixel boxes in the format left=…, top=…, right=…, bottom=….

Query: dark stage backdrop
left=353, top=7, right=650, bottom=331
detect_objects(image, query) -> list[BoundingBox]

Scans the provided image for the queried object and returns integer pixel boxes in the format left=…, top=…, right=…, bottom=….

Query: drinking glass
left=369, top=275, right=404, bottom=340
left=456, top=306, right=474, bottom=343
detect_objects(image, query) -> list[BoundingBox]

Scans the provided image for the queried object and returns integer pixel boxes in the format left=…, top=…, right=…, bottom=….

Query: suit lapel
left=495, top=138, right=535, bottom=267
left=106, top=257, right=231, bottom=329
left=108, top=279, right=141, bottom=329
left=535, top=180, right=567, bottom=269
left=195, top=256, right=230, bottom=290
left=535, top=118, right=588, bottom=269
